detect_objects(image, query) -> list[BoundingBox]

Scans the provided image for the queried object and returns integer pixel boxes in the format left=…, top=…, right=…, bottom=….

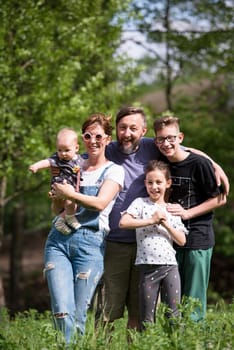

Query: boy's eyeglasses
left=155, top=135, right=178, bottom=144
left=82, top=132, right=108, bottom=142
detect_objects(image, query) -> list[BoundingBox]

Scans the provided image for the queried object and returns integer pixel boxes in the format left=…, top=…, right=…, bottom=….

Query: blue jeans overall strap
left=44, top=164, right=112, bottom=343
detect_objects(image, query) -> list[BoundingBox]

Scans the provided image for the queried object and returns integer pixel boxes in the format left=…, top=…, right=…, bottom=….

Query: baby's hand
left=29, top=164, right=38, bottom=173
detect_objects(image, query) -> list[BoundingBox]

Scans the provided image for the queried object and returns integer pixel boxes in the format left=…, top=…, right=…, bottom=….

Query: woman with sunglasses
left=44, top=113, right=125, bottom=344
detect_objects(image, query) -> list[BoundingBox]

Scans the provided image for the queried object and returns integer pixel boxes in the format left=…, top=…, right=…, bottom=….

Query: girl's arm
left=167, top=193, right=227, bottom=220
left=119, top=211, right=164, bottom=229
left=119, top=211, right=186, bottom=246
left=160, top=219, right=186, bottom=246
left=52, top=179, right=121, bottom=211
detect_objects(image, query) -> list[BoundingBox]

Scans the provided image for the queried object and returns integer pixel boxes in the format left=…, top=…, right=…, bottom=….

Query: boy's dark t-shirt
left=166, top=152, right=222, bottom=249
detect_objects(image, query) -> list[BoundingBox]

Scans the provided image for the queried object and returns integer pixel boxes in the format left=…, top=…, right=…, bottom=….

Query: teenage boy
left=153, top=114, right=227, bottom=320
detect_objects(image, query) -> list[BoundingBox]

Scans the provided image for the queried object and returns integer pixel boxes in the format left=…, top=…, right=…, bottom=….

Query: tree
left=0, top=0, right=138, bottom=309
left=126, top=0, right=234, bottom=109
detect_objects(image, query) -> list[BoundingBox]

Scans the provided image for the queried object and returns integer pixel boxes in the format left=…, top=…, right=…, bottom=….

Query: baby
left=29, top=127, right=84, bottom=234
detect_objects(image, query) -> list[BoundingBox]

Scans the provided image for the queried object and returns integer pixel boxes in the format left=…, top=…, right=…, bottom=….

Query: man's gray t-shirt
left=105, top=138, right=160, bottom=243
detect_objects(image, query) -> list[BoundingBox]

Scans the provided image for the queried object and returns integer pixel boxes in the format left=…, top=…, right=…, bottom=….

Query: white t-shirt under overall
left=80, top=161, right=124, bottom=234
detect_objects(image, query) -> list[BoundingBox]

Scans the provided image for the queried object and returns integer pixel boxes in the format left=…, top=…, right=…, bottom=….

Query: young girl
left=119, top=160, right=187, bottom=328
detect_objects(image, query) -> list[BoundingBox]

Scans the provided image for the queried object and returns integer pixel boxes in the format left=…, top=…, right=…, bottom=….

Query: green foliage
left=0, top=308, right=60, bottom=349
left=0, top=0, right=139, bottom=234
left=1, top=301, right=234, bottom=349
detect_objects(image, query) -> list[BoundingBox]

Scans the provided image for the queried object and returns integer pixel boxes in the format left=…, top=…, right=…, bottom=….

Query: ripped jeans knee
left=43, top=262, right=55, bottom=277
left=76, top=270, right=91, bottom=280
left=54, top=312, right=69, bottom=318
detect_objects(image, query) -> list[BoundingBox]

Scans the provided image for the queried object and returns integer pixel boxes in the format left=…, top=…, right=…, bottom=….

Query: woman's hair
left=82, top=113, right=113, bottom=136
left=115, top=106, right=147, bottom=128
left=145, top=160, right=171, bottom=181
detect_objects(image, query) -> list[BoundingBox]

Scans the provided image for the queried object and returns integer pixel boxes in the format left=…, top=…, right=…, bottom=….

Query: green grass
left=0, top=300, right=234, bottom=349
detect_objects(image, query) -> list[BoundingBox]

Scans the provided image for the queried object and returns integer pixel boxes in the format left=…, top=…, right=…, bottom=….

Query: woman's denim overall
left=44, top=165, right=111, bottom=343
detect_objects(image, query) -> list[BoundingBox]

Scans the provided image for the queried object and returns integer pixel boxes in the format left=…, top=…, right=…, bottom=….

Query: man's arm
left=187, top=147, right=230, bottom=195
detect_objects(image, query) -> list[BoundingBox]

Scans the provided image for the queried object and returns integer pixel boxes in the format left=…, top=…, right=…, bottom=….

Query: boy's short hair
left=153, top=115, right=180, bottom=132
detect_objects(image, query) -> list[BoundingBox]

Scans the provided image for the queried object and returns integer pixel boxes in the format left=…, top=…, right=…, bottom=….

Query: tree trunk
left=0, top=278, right=6, bottom=307
left=9, top=200, right=24, bottom=313
left=164, top=0, right=173, bottom=111
left=0, top=176, right=7, bottom=307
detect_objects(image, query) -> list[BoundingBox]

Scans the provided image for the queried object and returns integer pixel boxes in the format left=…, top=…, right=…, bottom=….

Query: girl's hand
left=151, top=210, right=167, bottom=225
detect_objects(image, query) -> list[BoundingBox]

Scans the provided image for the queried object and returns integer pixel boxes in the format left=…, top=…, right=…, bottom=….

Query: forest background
left=0, top=0, right=233, bottom=314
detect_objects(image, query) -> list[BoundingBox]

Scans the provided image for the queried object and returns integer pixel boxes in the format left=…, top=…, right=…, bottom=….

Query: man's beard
left=117, top=138, right=140, bottom=154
